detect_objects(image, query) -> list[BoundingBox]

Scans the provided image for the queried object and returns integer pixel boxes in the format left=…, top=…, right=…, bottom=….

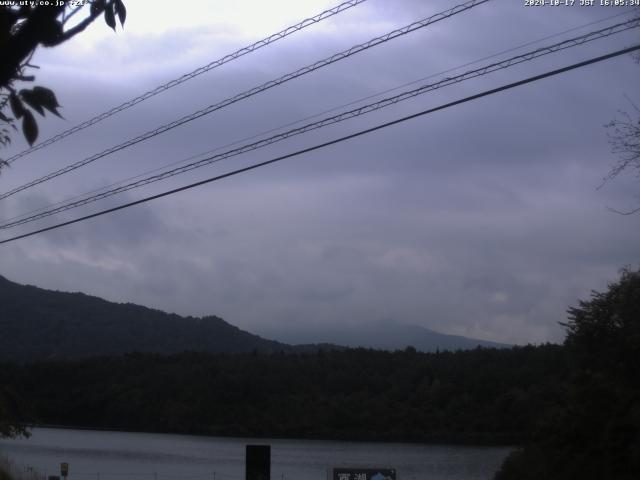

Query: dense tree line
left=495, top=268, right=640, bottom=480
left=0, top=344, right=567, bottom=445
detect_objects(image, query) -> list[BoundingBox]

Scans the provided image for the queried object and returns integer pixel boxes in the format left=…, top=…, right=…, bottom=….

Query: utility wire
left=2, top=18, right=637, bottom=230
left=0, top=0, right=490, bottom=201
left=4, top=9, right=632, bottom=226
left=317, top=8, right=638, bottom=120
left=1, top=44, right=638, bottom=246
left=4, top=0, right=369, bottom=165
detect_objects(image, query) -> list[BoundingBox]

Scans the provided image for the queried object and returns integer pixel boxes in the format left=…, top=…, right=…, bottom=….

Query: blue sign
left=332, top=468, right=396, bottom=480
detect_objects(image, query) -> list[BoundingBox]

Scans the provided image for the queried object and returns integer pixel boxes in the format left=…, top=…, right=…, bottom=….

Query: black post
left=246, top=445, right=270, bottom=480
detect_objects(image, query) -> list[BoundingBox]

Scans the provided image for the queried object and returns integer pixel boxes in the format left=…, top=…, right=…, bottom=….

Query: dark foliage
left=495, top=268, right=640, bottom=480
left=0, top=345, right=568, bottom=445
left=0, top=386, right=29, bottom=439
left=0, top=1, right=125, bottom=152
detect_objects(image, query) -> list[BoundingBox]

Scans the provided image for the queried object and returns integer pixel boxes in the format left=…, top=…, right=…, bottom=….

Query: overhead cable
left=4, top=0, right=370, bottom=164
left=1, top=43, right=638, bottom=246
left=2, top=17, right=638, bottom=230
left=0, top=0, right=491, bottom=201
left=7, top=7, right=631, bottom=226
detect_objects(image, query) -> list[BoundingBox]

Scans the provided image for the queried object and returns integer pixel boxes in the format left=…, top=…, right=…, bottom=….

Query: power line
left=4, top=9, right=632, bottom=227
left=316, top=8, right=638, bottom=119
left=4, top=0, right=370, bottom=165
left=2, top=17, right=637, bottom=230
left=1, top=43, right=637, bottom=246
left=0, top=0, right=490, bottom=201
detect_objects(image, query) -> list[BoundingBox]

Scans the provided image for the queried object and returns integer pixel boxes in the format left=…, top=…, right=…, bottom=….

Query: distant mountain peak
left=259, top=318, right=509, bottom=352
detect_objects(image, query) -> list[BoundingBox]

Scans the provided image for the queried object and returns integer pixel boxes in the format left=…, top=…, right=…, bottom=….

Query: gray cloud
left=1, top=0, right=638, bottom=345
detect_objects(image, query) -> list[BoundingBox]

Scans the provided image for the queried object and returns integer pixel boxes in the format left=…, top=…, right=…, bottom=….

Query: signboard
left=60, top=463, right=69, bottom=478
left=332, top=468, right=396, bottom=480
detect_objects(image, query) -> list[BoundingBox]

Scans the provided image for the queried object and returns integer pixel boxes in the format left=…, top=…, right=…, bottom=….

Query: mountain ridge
left=0, top=274, right=297, bottom=361
left=258, top=317, right=509, bottom=352
left=0, top=275, right=507, bottom=362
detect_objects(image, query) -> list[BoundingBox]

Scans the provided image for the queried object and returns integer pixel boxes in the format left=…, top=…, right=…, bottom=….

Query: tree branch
left=48, top=5, right=105, bottom=46
left=0, top=5, right=65, bottom=87
left=606, top=204, right=640, bottom=215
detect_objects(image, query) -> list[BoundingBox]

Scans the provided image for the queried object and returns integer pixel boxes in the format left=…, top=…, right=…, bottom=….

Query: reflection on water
left=0, top=428, right=512, bottom=480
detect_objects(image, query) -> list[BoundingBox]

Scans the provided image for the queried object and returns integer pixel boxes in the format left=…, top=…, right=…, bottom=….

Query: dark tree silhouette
left=0, top=0, right=126, bottom=163
left=0, top=387, right=28, bottom=439
left=495, top=268, right=640, bottom=480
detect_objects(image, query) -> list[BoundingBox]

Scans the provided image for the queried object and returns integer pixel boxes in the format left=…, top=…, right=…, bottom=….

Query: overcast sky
left=0, top=0, right=638, bottom=345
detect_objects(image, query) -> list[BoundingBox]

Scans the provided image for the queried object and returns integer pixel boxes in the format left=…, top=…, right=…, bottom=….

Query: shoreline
left=16, top=424, right=519, bottom=448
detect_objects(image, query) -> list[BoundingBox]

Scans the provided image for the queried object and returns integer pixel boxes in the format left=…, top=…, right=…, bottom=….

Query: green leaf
left=115, top=0, right=126, bottom=27
left=91, top=0, right=105, bottom=16
left=20, top=89, right=45, bottom=116
left=9, top=94, right=25, bottom=119
left=22, top=110, right=38, bottom=146
left=40, top=20, right=63, bottom=46
left=104, top=3, right=116, bottom=30
left=31, top=86, right=63, bottom=118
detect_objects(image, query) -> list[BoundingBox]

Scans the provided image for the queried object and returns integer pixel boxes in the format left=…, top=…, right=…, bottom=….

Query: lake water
left=0, top=428, right=512, bottom=480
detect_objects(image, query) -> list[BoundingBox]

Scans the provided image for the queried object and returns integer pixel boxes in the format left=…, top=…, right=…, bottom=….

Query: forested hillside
left=0, top=275, right=294, bottom=360
left=0, top=275, right=502, bottom=361
left=0, top=345, right=567, bottom=444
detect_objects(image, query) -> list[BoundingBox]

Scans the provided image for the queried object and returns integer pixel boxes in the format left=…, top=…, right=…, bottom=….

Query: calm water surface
left=0, top=428, right=512, bottom=480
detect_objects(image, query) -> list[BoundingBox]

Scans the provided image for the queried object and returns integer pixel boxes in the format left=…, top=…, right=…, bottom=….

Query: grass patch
left=0, top=457, right=43, bottom=480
